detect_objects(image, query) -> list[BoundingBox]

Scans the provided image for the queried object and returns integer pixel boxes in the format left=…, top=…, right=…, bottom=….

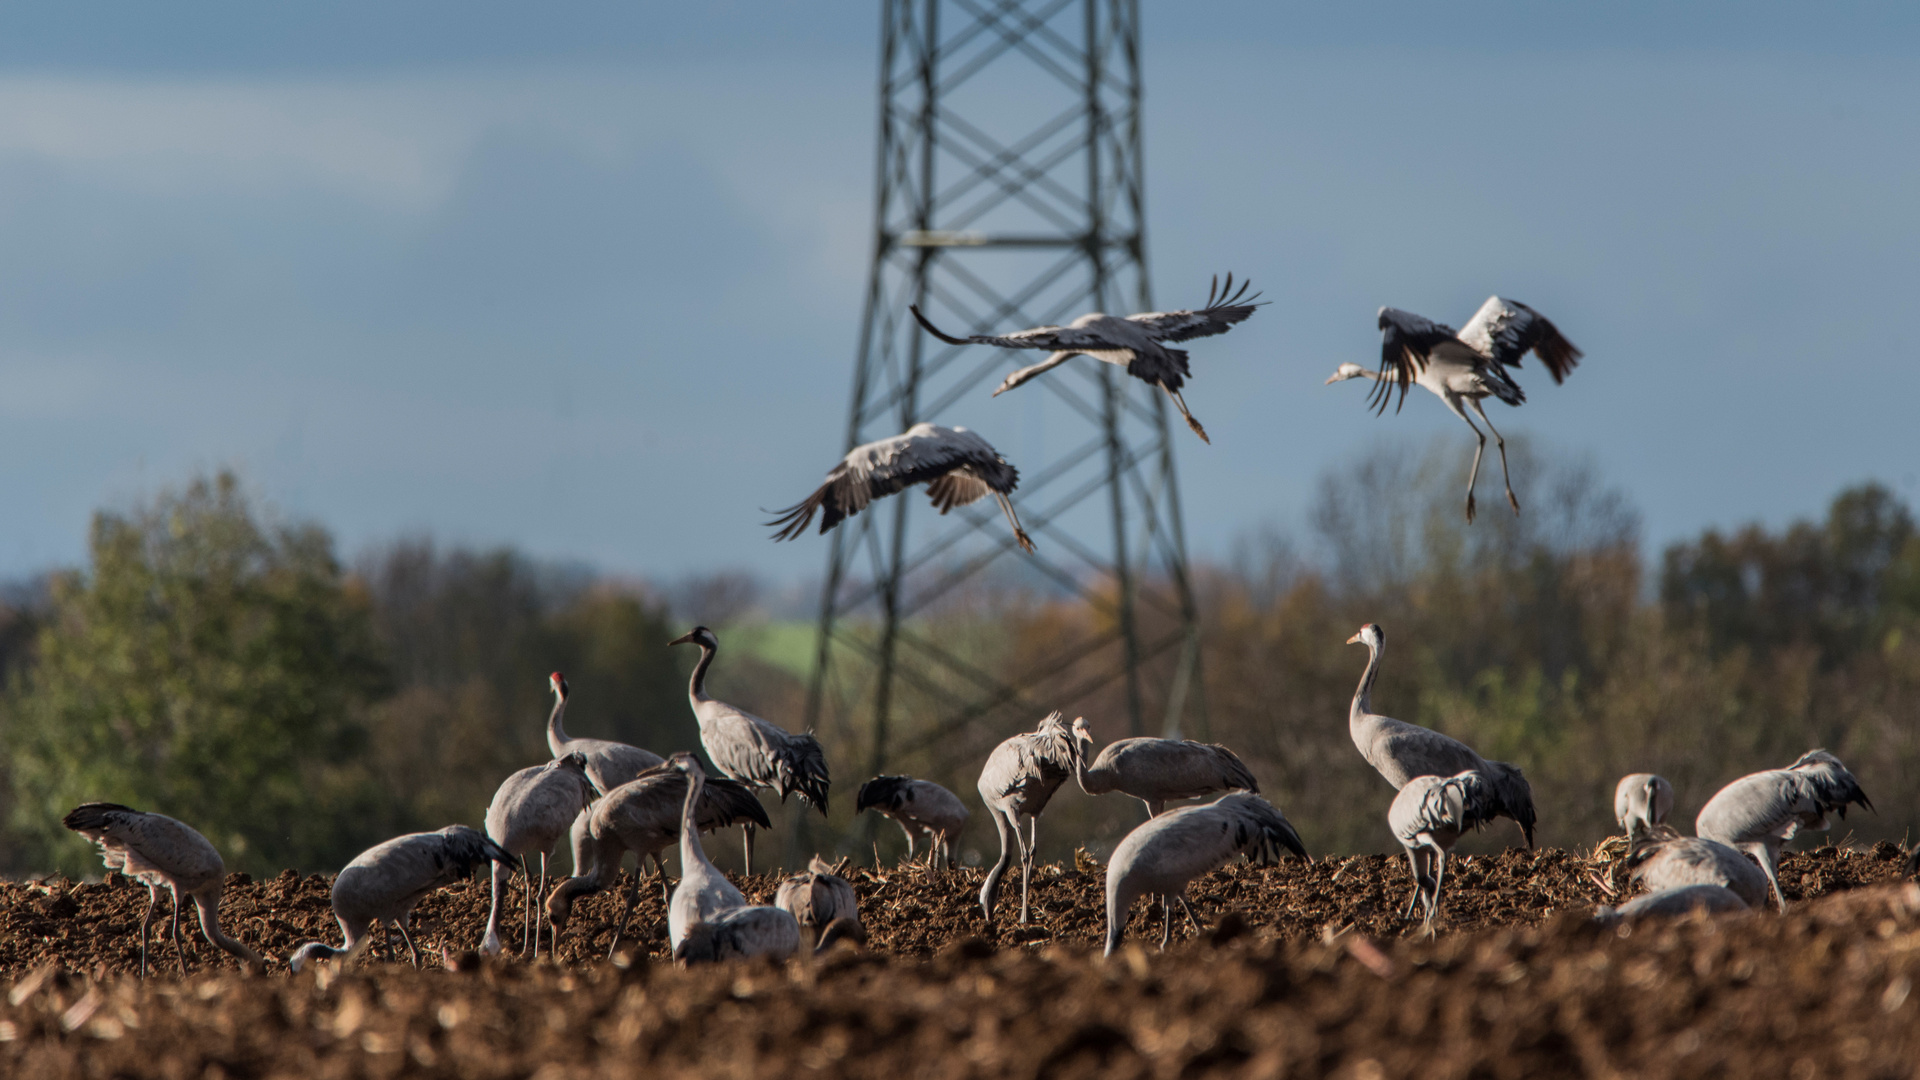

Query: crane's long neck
left=1351, top=641, right=1383, bottom=726
left=688, top=642, right=716, bottom=705
left=1070, top=737, right=1110, bottom=796
left=193, top=889, right=263, bottom=970
left=678, top=768, right=717, bottom=875
left=546, top=689, right=571, bottom=754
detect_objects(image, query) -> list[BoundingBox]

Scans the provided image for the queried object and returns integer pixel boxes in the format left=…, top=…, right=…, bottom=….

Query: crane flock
left=45, top=273, right=1904, bottom=982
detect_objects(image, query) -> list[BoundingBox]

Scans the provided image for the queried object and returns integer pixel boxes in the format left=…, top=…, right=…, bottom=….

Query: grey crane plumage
left=1326, top=296, right=1582, bottom=521
left=663, top=752, right=749, bottom=952
left=673, top=905, right=802, bottom=965
left=1069, top=715, right=1259, bottom=818
left=855, top=774, right=969, bottom=868
left=546, top=761, right=769, bottom=958
left=1104, top=793, right=1305, bottom=956
left=1623, top=827, right=1771, bottom=910
left=290, top=826, right=513, bottom=971
left=1695, top=749, right=1872, bottom=911
left=481, top=752, right=596, bottom=958
left=1346, top=624, right=1537, bottom=846
left=1594, top=884, right=1749, bottom=926
left=670, top=626, right=827, bottom=875
left=544, top=672, right=667, bottom=876
left=767, top=423, right=1034, bottom=552
left=1389, top=769, right=1505, bottom=932
left=775, top=856, right=861, bottom=948
left=1613, top=773, right=1674, bottom=841
left=978, top=711, right=1079, bottom=924
left=910, top=274, right=1264, bottom=444
left=62, top=803, right=264, bottom=976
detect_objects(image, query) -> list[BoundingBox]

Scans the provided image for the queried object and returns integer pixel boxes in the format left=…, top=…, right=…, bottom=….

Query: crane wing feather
left=1457, top=297, right=1583, bottom=383
left=1370, top=307, right=1455, bottom=415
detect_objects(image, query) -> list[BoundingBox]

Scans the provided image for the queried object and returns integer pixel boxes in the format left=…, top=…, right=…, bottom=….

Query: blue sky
left=0, top=2, right=1915, bottom=581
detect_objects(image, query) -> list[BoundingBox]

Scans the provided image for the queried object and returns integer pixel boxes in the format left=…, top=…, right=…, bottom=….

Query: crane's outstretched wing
left=1126, top=273, right=1266, bottom=342
left=1457, top=296, right=1582, bottom=384
left=767, top=425, right=1019, bottom=541
left=1372, top=307, right=1458, bottom=415
left=910, top=305, right=1115, bottom=352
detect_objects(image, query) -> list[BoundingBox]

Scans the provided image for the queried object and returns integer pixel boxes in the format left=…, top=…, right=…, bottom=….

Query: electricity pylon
left=804, top=0, right=1203, bottom=785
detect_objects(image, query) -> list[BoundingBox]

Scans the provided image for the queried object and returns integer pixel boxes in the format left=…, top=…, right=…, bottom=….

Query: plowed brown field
left=4, top=843, right=1918, bottom=1078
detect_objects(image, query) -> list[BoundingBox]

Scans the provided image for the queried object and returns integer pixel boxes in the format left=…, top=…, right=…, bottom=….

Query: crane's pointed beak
left=1345, top=633, right=1363, bottom=644
left=667, top=631, right=698, bottom=647
left=1324, top=371, right=1342, bottom=385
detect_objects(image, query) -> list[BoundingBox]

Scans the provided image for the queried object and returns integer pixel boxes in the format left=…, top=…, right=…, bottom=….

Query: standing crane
left=480, top=752, right=596, bottom=958
left=1104, top=793, right=1306, bottom=956
left=1613, top=773, right=1674, bottom=841
left=1069, top=715, right=1259, bottom=817
left=1622, top=827, right=1771, bottom=909
left=1325, top=296, right=1582, bottom=521
left=289, top=826, right=513, bottom=971
left=544, top=672, right=666, bottom=875
left=855, top=775, right=969, bottom=868
left=669, top=626, right=830, bottom=874
left=766, top=422, right=1034, bottom=553
left=1695, top=749, right=1872, bottom=911
left=977, top=711, right=1080, bottom=924
left=664, top=752, right=800, bottom=963
left=1345, top=624, right=1537, bottom=845
left=1389, top=769, right=1503, bottom=932
left=774, top=856, right=861, bottom=948
left=910, top=274, right=1264, bottom=444
left=62, top=803, right=264, bottom=976
left=545, top=761, right=769, bottom=959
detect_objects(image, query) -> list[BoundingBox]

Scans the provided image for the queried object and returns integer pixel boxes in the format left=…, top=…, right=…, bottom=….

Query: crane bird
left=766, top=422, right=1034, bottom=553
left=910, top=274, right=1264, bottom=444
left=1613, top=773, right=1674, bottom=842
left=1325, top=296, right=1582, bottom=521
left=1695, top=749, right=1873, bottom=911
left=775, top=856, right=861, bottom=948
left=1069, top=715, right=1259, bottom=818
left=1622, top=827, right=1770, bottom=910
left=1594, top=884, right=1749, bottom=926
left=289, top=826, right=513, bottom=972
left=62, top=803, right=264, bottom=976
left=669, top=626, right=829, bottom=874
left=545, top=761, right=769, bottom=958
left=1346, top=624, right=1537, bottom=846
left=544, top=672, right=666, bottom=875
left=481, top=752, right=596, bottom=958
left=663, top=752, right=799, bottom=963
left=1390, top=769, right=1504, bottom=933
left=977, top=711, right=1080, bottom=924
left=1104, top=793, right=1306, bottom=956
left=855, top=775, right=970, bottom=869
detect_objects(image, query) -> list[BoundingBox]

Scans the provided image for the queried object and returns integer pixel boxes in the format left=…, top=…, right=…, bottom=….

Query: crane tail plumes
left=774, top=732, right=832, bottom=815
left=1482, top=761, right=1538, bottom=848
left=61, top=802, right=138, bottom=837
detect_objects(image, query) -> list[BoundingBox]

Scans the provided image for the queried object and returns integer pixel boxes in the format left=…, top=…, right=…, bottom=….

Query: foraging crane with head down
left=669, top=626, right=829, bottom=875
left=1614, top=773, right=1674, bottom=842
left=978, top=711, right=1080, bottom=924
left=767, top=423, right=1034, bottom=553
left=1695, top=749, right=1872, bottom=911
left=1622, top=826, right=1770, bottom=910
left=1345, top=624, right=1537, bottom=846
left=1069, top=715, right=1259, bottom=818
left=481, top=752, right=596, bottom=958
left=290, top=826, right=513, bottom=971
left=63, top=803, right=264, bottom=976
left=1390, top=769, right=1504, bottom=932
left=1594, top=884, right=1749, bottom=926
left=545, top=760, right=768, bottom=958
left=775, top=856, right=861, bottom=948
left=911, top=274, right=1264, bottom=444
left=1326, top=296, right=1581, bottom=521
left=856, top=774, right=969, bottom=868
left=1104, top=793, right=1305, bottom=956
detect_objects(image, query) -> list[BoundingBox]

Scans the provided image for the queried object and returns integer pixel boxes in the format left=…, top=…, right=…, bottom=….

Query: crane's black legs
left=169, top=886, right=191, bottom=974
left=607, top=865, right=643, bottom=961
left=138, top=884, right=158, bottom=979
left=1466, top=398, right=1520, bottom=517
left=743, top=824, right=756, bottom=876
left=1443, top=395, right=1490, bottom=523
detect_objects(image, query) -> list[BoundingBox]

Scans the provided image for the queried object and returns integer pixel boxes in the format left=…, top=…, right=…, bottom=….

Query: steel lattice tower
left=805, top=0, right=1203, bottom=784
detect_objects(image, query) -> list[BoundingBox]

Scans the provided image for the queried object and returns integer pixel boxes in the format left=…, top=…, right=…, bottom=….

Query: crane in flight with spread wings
left=910, top=274, right=1264, bottom=444
left=766, top=422, right=1033, bottom=552
left=1325, top=296, right=1582, bottom=522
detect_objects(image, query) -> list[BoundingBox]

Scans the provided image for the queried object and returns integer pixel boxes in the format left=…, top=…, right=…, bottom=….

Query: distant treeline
left=2, top=444, right=1915, bottom=878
